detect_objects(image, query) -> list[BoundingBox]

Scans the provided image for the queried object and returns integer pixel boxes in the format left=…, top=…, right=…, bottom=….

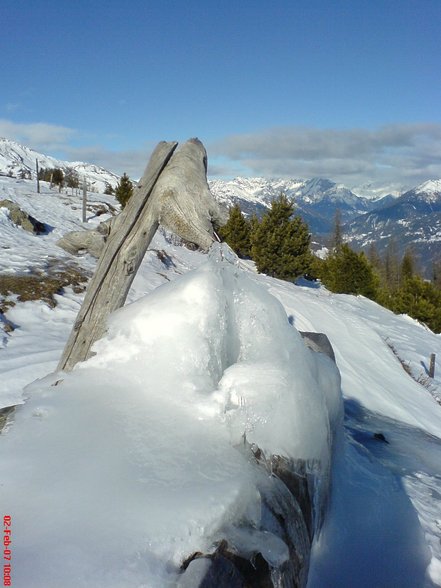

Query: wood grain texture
left=57, top=138, right=227, bottom=372
left=57, top=141, right=178, bottom=372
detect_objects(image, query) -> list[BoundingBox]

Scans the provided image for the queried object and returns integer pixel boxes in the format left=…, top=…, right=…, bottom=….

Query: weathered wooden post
left=57, top=139, right=226, bottom=372
left=429, top=353, right=436, bottom=378
left=82, top=176, right=87, bottom=223
left=36, top=159, right=40, bottom=194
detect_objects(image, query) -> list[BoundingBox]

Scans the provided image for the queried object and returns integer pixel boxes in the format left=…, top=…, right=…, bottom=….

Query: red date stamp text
left=3, top=516, right=11, bottom=586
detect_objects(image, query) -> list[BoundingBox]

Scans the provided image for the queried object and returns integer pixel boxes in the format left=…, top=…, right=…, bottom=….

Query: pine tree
left=65, top=169, right=80, bottom=195
left=249, top=213, right=260, bottom=237
left=51, top=168, right=64, bottom=192
left=384, top=238, right=400, bottom=291
left=392, top=275, right=441, bottom=333
left=104, top=182, right=114, bottom=195
left=251, top=193, right=312, bottom=280
left=400, top=249, right=414, bottom=284
left=115, top=173, right=134, bottom=208
left=320, top=244, right=378, bottom=299
left=432, top=260, right=441, bottom=290
left=330, top=209, right=343, bottom=251
left=218, top=204, right=251, bottom=258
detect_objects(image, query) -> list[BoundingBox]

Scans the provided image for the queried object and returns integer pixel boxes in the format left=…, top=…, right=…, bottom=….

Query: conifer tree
left=115, top=173, right=134, bottom=208
left=331, top=208, right=343, bottom=251
left=219, top=204, right=251, bottom=258
left=251, top=193, right=312, bottom=280
left=320, top=244, right=378, bottom=299
left=65, top=169, right=80, bottom=195
left=432, top=260, right=441, bottom=290
left=392, top=275, right=441, bottom=333
left=400, top=249, right=414, bottom=284
left=104, top=182, right=114, bottom=195
left=51, top=168, right=64, bottom=192
left=249, top=213, right=260, bottom=236
left=384, top=238, right=400, bottom=291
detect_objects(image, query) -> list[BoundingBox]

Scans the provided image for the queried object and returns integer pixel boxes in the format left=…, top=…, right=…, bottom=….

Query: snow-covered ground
left=1, top=177, right=441, bottom=587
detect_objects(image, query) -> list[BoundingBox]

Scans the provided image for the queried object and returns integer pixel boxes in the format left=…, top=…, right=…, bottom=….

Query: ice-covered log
left=1, top=244, right=343, bottom=587
left=178, top=447, right=314, bottom=588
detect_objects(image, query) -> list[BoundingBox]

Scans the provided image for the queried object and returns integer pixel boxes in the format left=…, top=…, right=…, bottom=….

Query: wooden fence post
left=57, top=141, right=178, bottom=372
left=429, top=353, right=436, bottom=378
left=82, top=177, right=87, bottom=223
left=36, top=159, right=40, bottom=194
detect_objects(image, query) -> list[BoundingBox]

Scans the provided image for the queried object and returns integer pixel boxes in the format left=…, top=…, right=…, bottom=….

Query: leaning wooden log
left=152, top=138, right=227, bottom=248
left=57, top=141, right=177, bottom=372
left=57, top=139, right=227, bottom=372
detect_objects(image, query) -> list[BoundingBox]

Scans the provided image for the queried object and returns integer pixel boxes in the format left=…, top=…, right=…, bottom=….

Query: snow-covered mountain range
left=2, top=137, right=441, bottom=272
left=0, top=137, right=119, bottom=193
left=345, top=180, right=441, bottom=273
left=209, top=175, right=441, bottom=273
left=209, top=176, right=385, bottom=231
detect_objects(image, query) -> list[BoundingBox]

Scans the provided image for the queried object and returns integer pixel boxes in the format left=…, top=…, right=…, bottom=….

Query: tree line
left=38, top=167, right=80, bottom=193
left=36, top=167, right=132, bottom=201
left=219, top=195, right=441, bottom=334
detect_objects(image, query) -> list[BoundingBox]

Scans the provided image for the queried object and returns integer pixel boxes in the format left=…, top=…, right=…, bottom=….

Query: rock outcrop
left=0, top=199, right=46, bottom=234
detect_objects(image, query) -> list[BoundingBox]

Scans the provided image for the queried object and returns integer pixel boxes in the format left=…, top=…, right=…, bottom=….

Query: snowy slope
left=0, top=137, right=120, bottom=193
left=0, top=176, right=441, bottom=587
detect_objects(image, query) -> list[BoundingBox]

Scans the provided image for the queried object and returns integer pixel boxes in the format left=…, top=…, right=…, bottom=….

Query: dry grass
left=0, top=261, right=89, bottom=312
left=0, top=406, right=15, bottom=433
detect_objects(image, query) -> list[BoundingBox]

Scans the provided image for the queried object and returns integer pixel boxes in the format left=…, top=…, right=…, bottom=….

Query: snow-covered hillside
left=1, top=176, right=441, bottom=587
left=0, top=138, right=120, bottom=193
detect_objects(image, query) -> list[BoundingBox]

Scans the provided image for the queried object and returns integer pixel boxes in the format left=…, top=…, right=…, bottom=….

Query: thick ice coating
left=0, top=243, right=342, bottom=588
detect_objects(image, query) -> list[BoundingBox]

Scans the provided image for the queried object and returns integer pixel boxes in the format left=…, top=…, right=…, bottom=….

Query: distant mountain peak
left=414, top=179, right=441, bottom=197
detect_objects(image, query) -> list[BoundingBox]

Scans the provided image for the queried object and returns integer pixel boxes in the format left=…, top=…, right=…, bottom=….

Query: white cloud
left=0, top=119, right=156, bottom=179
left=2, top=118, right=440, bottom=189
left=209, top=124, right=441, bottom=187
left=0, top=119, right=77, bottom=153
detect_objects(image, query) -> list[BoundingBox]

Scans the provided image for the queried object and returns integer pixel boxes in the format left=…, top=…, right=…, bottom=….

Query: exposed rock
left=300, top=331, right=336, bottom=363
left=0, top=199, right=46, bottom=234
left=56, top=218, right=113, bottom=258
left=57, top=229, right=106, bottom=258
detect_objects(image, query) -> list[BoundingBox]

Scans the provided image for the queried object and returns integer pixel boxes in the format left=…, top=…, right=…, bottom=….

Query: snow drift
left=0, top=244, right=342, bottom=588
left=1, top=249, right=341, bottom=588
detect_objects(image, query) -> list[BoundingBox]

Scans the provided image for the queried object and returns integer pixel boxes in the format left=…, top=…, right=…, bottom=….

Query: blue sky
left=1, top=0, right=441, bottom=188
